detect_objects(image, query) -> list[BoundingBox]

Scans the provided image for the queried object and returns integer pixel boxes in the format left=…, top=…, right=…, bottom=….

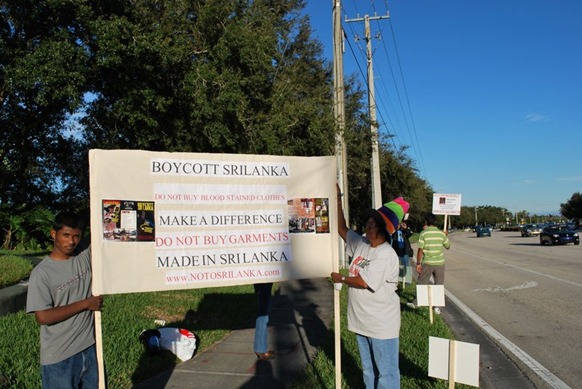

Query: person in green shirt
left=407, top=213, right=450, bottom=312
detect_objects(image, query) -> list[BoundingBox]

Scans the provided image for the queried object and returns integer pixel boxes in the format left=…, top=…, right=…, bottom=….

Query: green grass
left=0, top=285, right=257, bottom=388
left=0, top=278, right=472, bottom=389
left=0, top=255, right=34, bottom=288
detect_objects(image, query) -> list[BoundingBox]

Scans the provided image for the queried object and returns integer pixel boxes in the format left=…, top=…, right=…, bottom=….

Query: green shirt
left=418, top=226, right=450, bottom=266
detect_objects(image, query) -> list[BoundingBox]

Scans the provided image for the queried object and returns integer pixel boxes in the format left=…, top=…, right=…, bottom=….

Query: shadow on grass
left=131, top=279, right=333, bottom=388
left=131, top=291, right=256, bottom=387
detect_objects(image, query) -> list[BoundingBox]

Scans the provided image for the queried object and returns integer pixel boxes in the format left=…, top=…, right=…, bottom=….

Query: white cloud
left=525, top=113, right=549, bottom=122
left=557, top=176, right=582, bottom=182
left=515, top=179, right=537, bottom=185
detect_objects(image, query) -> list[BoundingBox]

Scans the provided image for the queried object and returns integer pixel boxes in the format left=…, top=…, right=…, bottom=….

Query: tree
left=79, top=0, right=335, bottom=153
left=1, top=0, right=337, bottom=207
left=74, top=0, right=337, bottom=190
left=454, top=206, right=510, bottom=229
left=561, top=192, right=582, bottom=226
left=1, top=0, right=435, bottom=246
left=1, top=0, right=90, bottom=207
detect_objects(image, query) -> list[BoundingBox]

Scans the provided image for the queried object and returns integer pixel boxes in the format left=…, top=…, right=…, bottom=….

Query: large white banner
left=89, top=150, right=337, bottom=295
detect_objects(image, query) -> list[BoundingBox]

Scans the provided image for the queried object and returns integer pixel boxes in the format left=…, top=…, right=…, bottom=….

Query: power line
left=342, top=1, right=429, bottom=181
left=343, top=11, right=399, bottom=151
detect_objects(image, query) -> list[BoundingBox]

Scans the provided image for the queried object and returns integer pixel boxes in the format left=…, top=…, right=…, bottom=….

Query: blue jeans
left=399, top=254, right=409, bottom=269
left=356, top=335, right=400, bottom=389
left=253, top=283, right=273, bottom=353
left=41, top=344, right=98, bottom=389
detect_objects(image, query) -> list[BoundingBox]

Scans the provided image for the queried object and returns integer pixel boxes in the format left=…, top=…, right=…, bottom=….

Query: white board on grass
left=428, top=336, right=480, bottom=387
left=417, top=284, right=445, bottom=307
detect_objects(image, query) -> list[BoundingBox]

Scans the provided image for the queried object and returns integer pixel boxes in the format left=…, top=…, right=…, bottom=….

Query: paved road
left=444, top=230, right=581, bottom=388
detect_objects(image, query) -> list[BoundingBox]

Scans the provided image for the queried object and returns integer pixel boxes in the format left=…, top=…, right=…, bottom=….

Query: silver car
left=521, top=224, right=541, bottom=237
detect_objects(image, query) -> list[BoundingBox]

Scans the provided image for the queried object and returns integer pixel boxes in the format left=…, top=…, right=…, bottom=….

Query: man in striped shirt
left=407, top=213, right=450, bottom=311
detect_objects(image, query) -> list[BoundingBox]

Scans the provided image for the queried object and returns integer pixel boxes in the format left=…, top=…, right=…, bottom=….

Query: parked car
left=539, top=224, right=580, bottom=246
left=476, top=226, right=491, bottom=237
left=521, top=224, right=542, bottom=237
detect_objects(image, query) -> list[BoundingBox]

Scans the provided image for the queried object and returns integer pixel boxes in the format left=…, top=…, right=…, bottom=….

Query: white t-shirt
left=346, top=230, right=401, bottom=339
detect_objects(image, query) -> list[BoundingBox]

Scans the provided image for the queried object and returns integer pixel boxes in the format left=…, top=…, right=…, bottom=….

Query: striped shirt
left=418, top=226, right=450, bottom=266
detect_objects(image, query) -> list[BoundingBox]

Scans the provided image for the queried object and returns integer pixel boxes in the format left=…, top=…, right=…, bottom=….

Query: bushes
left=0, top=206, right=55, bottom=252
left=0, top=255, right=33, bottom=289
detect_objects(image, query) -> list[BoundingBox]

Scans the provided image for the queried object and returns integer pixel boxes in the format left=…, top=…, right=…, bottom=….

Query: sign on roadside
left=428, top=336, right=480, bottom=387
left=432, top=193, right=462, bottom=216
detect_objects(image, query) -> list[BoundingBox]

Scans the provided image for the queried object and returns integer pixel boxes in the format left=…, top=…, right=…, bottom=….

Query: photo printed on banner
left=287, top=198, right=329, bottom=234
left=102, top=199, right=155, bottom=242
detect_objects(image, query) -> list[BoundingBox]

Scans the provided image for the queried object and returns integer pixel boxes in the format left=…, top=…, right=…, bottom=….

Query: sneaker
left=434, top=307, right=441, bottom=315
left=406, top=302, right=417, bottom=309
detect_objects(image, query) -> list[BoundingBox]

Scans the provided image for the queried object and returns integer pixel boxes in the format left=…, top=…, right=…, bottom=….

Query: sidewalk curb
left=0, top=282, right=28, bottom=317
left=441, top=293, right=539, bottom=389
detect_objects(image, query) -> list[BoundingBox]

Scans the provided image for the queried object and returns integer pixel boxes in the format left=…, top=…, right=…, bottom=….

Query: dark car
left=539, top=224, right=580, bottom=246
left=521, top=224, right=542, bottom=237
left=476, top=226, right=491, bottom=237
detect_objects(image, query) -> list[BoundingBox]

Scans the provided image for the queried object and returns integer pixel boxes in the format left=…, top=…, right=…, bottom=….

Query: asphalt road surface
left=444, top=229, right=581, bottom=388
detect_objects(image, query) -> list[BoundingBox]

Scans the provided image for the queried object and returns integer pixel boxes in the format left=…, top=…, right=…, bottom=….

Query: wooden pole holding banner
left=333, top=205, right=343, bottom=389
left=333, top=194, right=341, bottom=389
left=334, top=284, right=342, bottom=389
left=448, top=339, right=457, bottom=388
left=95, top=311, right=106, bottom=389
left=92, top=245, right=106, bottom=388
left=428, top=285, right=434, bottom=325
left=443, top=214, right=449, bottom=233
left=333, top=187, right=342, bottom=389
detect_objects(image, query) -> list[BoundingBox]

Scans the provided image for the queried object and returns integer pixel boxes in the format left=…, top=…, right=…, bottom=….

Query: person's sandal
left=255, top=350, right=276, bottom=360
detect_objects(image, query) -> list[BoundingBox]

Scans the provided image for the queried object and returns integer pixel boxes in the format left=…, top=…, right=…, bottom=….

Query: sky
left=303, top=0, right=581, bottom=216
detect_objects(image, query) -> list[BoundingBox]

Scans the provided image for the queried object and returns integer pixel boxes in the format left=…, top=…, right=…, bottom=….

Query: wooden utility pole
left=333, top=0, right=348, bottom=235
left=345, top=11, right=390, bottom=208
left=332, top=2, right=345, bottom=389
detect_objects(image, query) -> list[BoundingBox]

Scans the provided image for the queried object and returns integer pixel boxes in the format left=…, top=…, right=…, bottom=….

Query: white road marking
left=446, top=289, right=571, bottom=389
left=471, top=280, right=539, bottom=293
left=453, top=247, right=582, bottom=288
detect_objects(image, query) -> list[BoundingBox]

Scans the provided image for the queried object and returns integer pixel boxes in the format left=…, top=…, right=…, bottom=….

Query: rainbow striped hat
left=377, top=197, right=410, bottom=235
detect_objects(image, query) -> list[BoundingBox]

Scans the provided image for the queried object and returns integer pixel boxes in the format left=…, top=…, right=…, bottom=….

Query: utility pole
left=333, top=0, right=348, bottom=234
left=333, top=0, right=347, bottom=272
left=345, top=11, right=389, bottom=208
left=332, top=3, right=346, bottom=388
